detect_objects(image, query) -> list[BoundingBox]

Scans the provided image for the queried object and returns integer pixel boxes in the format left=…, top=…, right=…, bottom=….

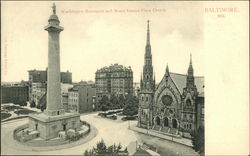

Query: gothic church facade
left=138, top=21, right=204, bottom=137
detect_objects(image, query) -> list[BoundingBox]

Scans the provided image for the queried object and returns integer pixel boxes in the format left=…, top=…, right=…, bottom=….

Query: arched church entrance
left=155, top=116, right=160, bottom=126
left=163, top=117, right=169, bottom=127
left=172, top=119, right=178, bottom=128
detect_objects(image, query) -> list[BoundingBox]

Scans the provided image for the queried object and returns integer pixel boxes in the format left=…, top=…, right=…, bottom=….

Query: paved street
left=1, top=112, right=197, bottom=155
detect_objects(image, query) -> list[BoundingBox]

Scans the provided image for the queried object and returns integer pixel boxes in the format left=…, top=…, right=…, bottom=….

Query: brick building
left=28, top=69, right=72, bottom=83
left=68, top=82, right=96, bottom=113
left=95, top=64, right=133, bottom=99
left=1, top=85, right=29, bottom=104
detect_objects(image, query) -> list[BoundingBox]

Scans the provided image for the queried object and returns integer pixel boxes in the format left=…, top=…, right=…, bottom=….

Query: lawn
left=3, top=105, right=24, bottom=111
left=14, top=109, right=36, bottom=115
left=1, top=112, right=12, bottom=120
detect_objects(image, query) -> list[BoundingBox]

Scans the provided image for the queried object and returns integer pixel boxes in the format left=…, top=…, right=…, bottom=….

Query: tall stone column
left=44, top=3, right=64, bottom=116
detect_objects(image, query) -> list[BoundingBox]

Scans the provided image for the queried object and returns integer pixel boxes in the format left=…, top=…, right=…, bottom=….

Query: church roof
left=169, top=72, right=204, bottom=95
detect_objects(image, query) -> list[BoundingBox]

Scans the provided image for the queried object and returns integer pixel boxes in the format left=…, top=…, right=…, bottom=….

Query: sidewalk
left=145, top=149, right=161, bottom=156
left=130, top=124, right=193, bottom=147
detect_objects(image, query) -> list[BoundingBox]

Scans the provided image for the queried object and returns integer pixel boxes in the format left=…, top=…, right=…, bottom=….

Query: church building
left=138, top=21, right=204, bottom=138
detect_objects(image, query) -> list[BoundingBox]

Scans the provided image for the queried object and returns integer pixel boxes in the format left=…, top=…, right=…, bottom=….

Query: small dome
left=49, top=14, right=59, bottom=21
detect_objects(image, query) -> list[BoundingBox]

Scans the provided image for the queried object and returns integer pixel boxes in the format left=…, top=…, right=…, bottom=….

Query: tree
left=83, top=139, right=128, bottom=156
left=99, top=95, right=109, bottom=112
left=95, top=139, right=107, bottom=155
left=110, top=94, right=119, bottom=109
left=118, top=95, right=125, bottom=109
left=191, top=126, right=204, bottom=155
left=30, top=101, right=36, bottom=108
left=38, top=93, right=47, bottom=112
left=123, top=95, right=138, bottom=117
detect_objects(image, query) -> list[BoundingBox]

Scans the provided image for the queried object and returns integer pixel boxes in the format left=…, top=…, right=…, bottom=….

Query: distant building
left=28, top=69, right=72, bottom=84
left=31, top=83, right=73, bottom=111
left=68, top=82, right=96, bottom=114
left=61, top=83, right=74, bottom=112
left=28, top=69, right=72, bottom=102
left=1, top=85, right=29, bottom=104
left=133, top=82, right=140, bottom=97
left=31, top=83, right=46, bottom=106
left=68, top=86, right=79, bottom=112
left=95, top=63, right=133, bottom=99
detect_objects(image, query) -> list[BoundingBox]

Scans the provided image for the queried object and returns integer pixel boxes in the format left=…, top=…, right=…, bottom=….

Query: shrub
left=14, top=109, right=36, bottom=115
left=19, top=101, right=27, bottom=107
left=1, top=112, right=12, bottom=120
left=121, top=116, right=137, bottom=121
left=107, top=115, right=117, bottom=120
left=30, top=101, right=36, bottom=108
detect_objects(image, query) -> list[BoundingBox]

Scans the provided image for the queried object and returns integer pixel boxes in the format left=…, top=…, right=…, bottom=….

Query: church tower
left=138, top=20, right=155, bottom=128
left=182, top=54, right=198, bottom=132
left=184, top=54, right=197, bottom=96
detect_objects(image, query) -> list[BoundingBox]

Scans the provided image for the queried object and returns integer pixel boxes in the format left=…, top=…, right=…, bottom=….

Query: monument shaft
left=47, top=31, right=61, bottom=111
left=44, top=3, right=64, bottom=115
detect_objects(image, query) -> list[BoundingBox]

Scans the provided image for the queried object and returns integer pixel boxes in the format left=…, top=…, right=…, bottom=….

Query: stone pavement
left=1, top=113, right=138, bottom=155
left=1, top=113, right=196, bottom=155
left=130, top=122, right=193, bottom=147
left=1, top=118, right=98, bottom=153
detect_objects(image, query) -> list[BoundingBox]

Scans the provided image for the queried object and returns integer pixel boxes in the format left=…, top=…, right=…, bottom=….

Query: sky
left=1, top=1, right=204, bottom=83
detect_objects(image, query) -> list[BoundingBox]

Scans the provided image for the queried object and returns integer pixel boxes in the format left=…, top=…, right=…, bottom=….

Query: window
left=186, top=99, right=192, bottom=106
left=146, top=96, right=148, bottom=101
left=189, top=114, right=192, bottom=119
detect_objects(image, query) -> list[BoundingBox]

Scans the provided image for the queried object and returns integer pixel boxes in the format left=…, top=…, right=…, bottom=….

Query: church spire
left=145, top=20, right=152, bottom=59
left=142, top=20, right=154, bottom=91
left=186, top=54, right=195, bottom=88
left=188, top=53, right=193, bottom=76
left=190, top=53, right=192, bottom=65
left=166, top=63, right=169, bottom=74
left=146, top=20, right=150, bottom=45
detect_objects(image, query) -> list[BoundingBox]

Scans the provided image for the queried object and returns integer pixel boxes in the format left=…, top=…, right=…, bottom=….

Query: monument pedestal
left=44, top=109, right=65, bottom=116
left=29, top=112, right=80, bottom=140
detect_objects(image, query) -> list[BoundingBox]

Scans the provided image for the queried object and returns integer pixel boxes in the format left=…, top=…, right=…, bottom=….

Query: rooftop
left=169, top=72, right=204, bottom=95
left=96, top=63, right=132, bottom=73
